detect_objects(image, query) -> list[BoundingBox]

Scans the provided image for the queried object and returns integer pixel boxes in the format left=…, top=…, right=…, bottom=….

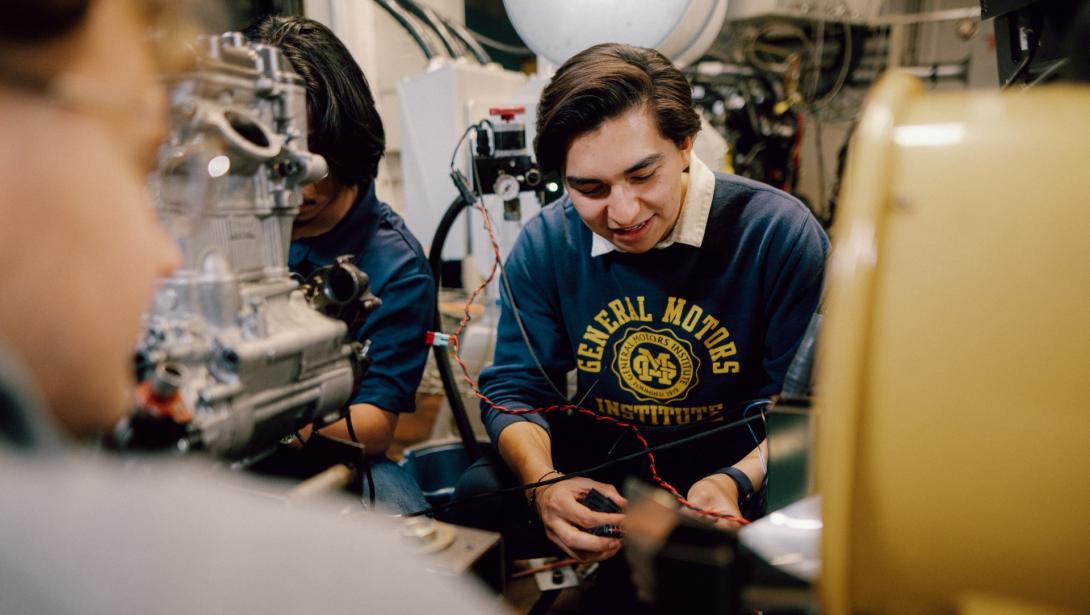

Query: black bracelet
left=715, top=466, right=754, bottom=507
left=527, top=469, right=563, bottom=514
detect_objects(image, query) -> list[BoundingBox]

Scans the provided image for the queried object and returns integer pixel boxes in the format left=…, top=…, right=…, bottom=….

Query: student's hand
left=685, top=474, right=745, bottom=531
left=533, top=476, right=627, bottom=562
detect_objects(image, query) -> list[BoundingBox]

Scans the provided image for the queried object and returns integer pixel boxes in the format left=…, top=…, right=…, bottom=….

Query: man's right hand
left=533, top=476, right=627, bottom=562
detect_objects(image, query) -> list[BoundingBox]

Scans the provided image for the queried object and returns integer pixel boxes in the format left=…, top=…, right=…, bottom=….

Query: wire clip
left=424, top=331, right=452, bottom=347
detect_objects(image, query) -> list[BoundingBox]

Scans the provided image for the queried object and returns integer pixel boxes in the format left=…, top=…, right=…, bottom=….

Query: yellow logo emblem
left=612, top=326, right=700, bottom=402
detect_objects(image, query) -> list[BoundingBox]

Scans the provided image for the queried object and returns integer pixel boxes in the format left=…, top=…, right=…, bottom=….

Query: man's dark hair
left=534, top=43, right=701, bottom=175
left=247, top=15, right=384, bottom=185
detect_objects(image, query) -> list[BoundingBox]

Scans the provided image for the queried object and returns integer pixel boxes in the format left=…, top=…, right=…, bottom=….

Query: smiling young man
left=248, top=16, right=433, bottom=513
left=453, top=43, right=828, bottom=569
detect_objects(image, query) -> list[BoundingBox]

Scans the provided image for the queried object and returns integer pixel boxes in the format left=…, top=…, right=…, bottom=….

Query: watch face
left=494, top=174, right=520, bottom=200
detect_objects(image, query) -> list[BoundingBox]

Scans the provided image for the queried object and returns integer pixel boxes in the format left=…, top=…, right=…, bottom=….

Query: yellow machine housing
left=816, top=72, right=1090, bottom=613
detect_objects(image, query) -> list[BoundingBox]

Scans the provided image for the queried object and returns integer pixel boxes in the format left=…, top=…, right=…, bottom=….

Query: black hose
left=395, top=0, right=463, bottom=59
left=373, top=0, right=438, bottom=60
left=438, top=16, right=492, bottom=65
left=428, top=196, right=482, bottom=462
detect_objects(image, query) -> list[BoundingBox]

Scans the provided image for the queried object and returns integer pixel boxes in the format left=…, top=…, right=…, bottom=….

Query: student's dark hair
left=247, top=15, right=384, bottom=185
left=534, top=43, right=701, bottom=175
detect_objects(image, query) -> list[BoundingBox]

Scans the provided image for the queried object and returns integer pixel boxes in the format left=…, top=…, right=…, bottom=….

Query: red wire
left=788, top=113, right=804, bottom=192
left=445, top=198, right=749, bottom=526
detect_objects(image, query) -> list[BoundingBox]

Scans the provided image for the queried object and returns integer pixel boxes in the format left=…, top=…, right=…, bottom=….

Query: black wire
left=753, top=403, right=770, bottom=517
left=1001, top=28, right=1039, bottom=91
left=344, top=410, right=376, bottom=509
left=496, top=256, right=569, bottom=403
left=442, top=122, right=569, bottom=411
left=362, top=456, right=376, bottom=510
left=402, top=411, right=768, bottom=518
left=435, top=117, right=569, bottom=461
left=1002, top=53, right=1036, bottom=90
left=344, top=409, right=360, bottom=444
left=1023, top=57, right=1069, bottom=90
left=468, top=145, right=568, bottom=403
left=449, top=124, right=478, bottom=171
left=604, top=426, right=631, bottom=460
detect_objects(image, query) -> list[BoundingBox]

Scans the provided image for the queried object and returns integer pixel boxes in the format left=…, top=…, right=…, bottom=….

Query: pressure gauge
left=494, top=174, right=520, bottom=200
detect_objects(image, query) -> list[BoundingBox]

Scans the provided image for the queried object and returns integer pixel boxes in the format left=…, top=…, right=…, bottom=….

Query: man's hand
left=534, top=476, right=627, bottom=562
left=685, top=473, right=745, bottom=531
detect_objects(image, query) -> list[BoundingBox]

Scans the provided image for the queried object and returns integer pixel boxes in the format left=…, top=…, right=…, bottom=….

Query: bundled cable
left=372, top=0, right=439, bottom=60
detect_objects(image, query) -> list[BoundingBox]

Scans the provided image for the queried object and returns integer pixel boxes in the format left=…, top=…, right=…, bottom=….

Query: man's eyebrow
left=565, top=154, right=664, bottom=186
left=565, top=175, right=601, bottom=187
left=623, top=153, right=662, bottom=175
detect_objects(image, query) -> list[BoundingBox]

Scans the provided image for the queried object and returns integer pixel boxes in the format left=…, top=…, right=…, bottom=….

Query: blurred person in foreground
left=0, top=1, right=498, bottom=612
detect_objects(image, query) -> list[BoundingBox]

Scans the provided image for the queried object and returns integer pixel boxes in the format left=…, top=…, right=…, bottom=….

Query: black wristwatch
left=716, top=466, right=754, bottom=507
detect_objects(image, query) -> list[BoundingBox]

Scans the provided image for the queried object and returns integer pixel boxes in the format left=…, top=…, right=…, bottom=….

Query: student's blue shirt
left=289, top=182, right=434, bottom=413
left=479, top=173, right=828, bottom=476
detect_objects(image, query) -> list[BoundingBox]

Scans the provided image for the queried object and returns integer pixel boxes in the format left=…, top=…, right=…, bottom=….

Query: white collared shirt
left=589, top=153, right=716, bottom=257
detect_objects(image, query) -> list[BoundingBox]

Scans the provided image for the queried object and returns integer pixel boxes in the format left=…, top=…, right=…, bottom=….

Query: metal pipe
left=372, top=0, right=439, bottom=60
left=395, top=0, right=463, bottom=59
left=849, top=58, right=971, bottom=86
left=872, top=6, right=981, bottom=26
left=438, top=16, right=492, bottom=65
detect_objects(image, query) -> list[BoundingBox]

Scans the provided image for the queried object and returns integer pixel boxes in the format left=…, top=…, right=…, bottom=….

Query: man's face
left=298, top=174, right=345, bottom=223
left=564, top=106, right=693, bottom=254
left=0, top=0, right=180, bottom=435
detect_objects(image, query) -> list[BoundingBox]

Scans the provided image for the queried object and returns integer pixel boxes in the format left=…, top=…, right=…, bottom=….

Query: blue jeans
left=361, top=456, right=428, bottom=515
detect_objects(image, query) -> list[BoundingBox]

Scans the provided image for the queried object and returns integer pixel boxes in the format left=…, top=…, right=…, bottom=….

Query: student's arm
left=480, top=217, right=623, bottom=561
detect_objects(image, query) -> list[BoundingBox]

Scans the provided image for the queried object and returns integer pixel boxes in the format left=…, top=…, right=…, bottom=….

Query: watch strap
left=716, top=466, right=754, bottom=507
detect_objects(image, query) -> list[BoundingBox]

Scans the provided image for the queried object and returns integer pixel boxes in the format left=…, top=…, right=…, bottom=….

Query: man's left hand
left=685, top=474, right=745, bottom=531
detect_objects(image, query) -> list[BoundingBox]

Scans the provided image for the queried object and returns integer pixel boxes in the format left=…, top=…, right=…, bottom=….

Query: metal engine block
left=132, top=33, right=373, bottom=458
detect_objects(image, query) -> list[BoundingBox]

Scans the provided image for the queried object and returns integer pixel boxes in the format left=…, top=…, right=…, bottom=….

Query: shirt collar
left=589, top=153, right=715, bottom=257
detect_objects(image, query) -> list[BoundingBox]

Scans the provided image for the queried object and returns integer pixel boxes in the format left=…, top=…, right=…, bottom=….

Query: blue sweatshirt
left=479, top=173, right=828, bottom=486
left=289, top=182, right=435, bottom=413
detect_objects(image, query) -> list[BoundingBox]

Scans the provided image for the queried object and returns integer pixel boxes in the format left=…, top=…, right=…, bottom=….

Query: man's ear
left=680, top=135, right=694, bottom=167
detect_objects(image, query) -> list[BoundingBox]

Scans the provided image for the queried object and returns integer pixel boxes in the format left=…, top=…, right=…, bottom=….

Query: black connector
left=475, top=125, right=493, bottom=158
left=580, top=488, right=624, bottom=538
left=449, top=169, right=476, bottom=205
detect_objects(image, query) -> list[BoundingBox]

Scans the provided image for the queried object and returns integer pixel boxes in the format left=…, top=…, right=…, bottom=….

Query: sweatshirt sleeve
left=350, top=269, right=435, bottom=412
left=477, top=217, right=574, bottom=443
left=758, top=195, right=830, bottom=396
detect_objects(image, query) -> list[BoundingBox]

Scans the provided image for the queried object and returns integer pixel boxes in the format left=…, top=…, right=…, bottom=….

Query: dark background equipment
left=983, top=0, right=1087, bottom=87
